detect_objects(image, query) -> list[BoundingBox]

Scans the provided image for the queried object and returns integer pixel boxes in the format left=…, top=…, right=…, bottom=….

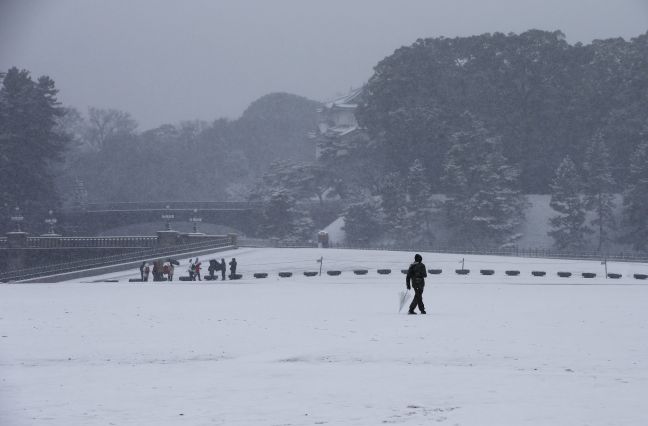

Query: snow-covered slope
left=1, top=247, right=647, bottom=426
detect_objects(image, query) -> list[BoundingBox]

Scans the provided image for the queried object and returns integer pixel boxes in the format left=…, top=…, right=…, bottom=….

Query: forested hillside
left=57, top=92, right=320, bottom=203
left=357, top=30, right=648, bottom=192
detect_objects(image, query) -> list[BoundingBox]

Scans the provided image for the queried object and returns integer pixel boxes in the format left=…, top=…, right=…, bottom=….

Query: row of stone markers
left=141, top=269, right=645, bottom=280
left=112, top=268, right=648, bottom=283
left=242, top=269, right=647, bottom=280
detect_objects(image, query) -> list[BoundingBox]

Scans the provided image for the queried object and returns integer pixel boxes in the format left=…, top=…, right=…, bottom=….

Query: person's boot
left=420, top=310, right=426, bottom=314
left=408, top=310, right=417, bottom=315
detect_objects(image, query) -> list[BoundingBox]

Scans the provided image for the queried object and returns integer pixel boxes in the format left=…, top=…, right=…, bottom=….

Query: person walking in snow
left=406, top=253, right=427, bottom=314
left=220, top=258, right=226, bottom=280
left=139, top=261, right=146, bottom=281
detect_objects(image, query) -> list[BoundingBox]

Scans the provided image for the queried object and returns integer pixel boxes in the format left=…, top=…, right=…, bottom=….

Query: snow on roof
left=324, top=125, right=359, bottom=137
left=324, top=87, right=363, bottom=109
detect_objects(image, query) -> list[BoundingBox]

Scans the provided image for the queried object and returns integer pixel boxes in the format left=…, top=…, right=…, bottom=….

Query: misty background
left=1, top=0, right=648, bottom=254
left=2, top=0, right=647, bottom=128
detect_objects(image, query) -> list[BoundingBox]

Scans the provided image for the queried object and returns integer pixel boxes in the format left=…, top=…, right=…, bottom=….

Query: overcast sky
left=1, top=0, right=647, bottom=130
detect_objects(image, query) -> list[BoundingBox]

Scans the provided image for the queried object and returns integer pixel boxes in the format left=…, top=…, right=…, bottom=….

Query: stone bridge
left=0, top=232, right=237, bottom=282
left=61, top=201, right=264, bottom=236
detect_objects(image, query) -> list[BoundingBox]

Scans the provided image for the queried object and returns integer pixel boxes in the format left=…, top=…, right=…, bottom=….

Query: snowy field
left=1, top=247, right=647, bottom=426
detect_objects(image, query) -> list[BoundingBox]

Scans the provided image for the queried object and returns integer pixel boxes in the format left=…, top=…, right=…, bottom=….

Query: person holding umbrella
left=405, top=253, right=427, bottom=314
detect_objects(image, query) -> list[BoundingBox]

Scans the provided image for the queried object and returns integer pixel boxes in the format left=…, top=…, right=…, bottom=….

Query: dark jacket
left=406, top=261, right=427, bottom=288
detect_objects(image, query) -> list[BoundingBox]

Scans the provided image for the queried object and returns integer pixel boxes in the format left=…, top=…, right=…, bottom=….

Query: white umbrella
left=398, top=289, right=412, bottom=313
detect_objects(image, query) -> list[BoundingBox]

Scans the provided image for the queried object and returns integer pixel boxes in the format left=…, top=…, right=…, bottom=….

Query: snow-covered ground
left=1, top=247, right=647, bottom=426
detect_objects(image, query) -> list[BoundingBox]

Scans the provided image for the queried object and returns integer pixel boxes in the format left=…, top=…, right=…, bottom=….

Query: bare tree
left=86, top=107, right=137, bottom=151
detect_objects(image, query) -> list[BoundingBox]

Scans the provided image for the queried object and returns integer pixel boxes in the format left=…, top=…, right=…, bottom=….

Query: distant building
left=312, top=88, right=368, bottom=159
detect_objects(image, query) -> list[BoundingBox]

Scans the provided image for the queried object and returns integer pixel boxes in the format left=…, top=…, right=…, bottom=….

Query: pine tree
left=343, top=199, right=384, bottom=244
left=254, top=190, right=314, bottom=241
left=622, top=139, right=648, bottom=251
left=378, top=172, right=406, bottom=236
left=582, top=133, right=617, bottom=252
left=256, top=190, right=293, bottom=238
left=442, top=116, right=526, bottom=247
left=548, top=156, right=591, bottom=249
left=0, top=67, right=70, bottom=229
left=400, top=159, right=435, bottom=246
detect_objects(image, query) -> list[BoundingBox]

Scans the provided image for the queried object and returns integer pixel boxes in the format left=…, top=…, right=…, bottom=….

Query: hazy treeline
left=0, top=67, right=318, bottom=232
left=2, top=29, right=648, bottom=249
left=58, top=93, right=320, bottom=204
left=331, top=30, right=648, bottom=250
left=357, top=30, right=648, bottom=192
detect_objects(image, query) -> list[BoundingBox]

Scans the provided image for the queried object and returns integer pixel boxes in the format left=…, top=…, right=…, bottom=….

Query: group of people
left=138, top=253, right=425, bottom=314
left=139, top=259, right=176, bottom=282
left=137, top=256, right=239, bottom=282
left=188, top=257, right=237, bottom=281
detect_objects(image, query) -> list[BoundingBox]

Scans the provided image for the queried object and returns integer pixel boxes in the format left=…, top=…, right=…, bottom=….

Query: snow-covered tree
left=582, top=133, right=616, bottom=251
left=548, top=156, right=591, bottom=249
left=250, top=160, right=337, bottom=205
left=622, top=139, right=648, bottom=251
left=343, top=199, right=384, bottom=244
left=255, top=190, right=314, bottom=241
left=400, top=159, right=435, bottom=245
left=442, top=117, right=526, bottom=247
left=378, top=172, right=406, bottom=232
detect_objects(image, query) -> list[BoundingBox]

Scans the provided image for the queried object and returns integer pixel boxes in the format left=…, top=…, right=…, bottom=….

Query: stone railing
left=23, top=236, right=158, bottom=248
left=81, top=201, right=263, bottom=211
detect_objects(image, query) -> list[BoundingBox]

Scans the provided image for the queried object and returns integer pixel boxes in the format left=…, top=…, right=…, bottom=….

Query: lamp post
left=189, top=208, right=202, bottom=233
left=161, top=205, right=175, bottom=231
left=44, top=209, right=58, bottom=235
left=10, top=206, right=24, bottom=232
